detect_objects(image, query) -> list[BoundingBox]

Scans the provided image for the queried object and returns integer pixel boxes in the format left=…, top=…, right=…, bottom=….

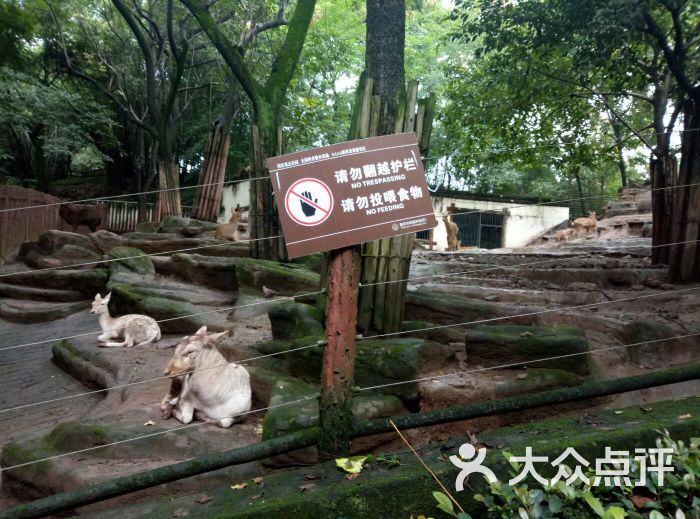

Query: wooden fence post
left=318, top=245, right=361, bottom=459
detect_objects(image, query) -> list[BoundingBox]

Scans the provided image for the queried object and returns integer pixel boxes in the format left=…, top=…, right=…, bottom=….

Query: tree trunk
left=365, top=0, right=405, bottom=136
left=651, top=154, right=677, bottom=265
left=249, top=104, right=286, bottom=261
left=356, top=0, right=409, bottom=335
left=192, top=122, right=231, bottom=222
left=668, top=101, right=700, bottom=282
left=154, top=159, right=181, bottom=220
left=192, top=83, right=240, bottom=222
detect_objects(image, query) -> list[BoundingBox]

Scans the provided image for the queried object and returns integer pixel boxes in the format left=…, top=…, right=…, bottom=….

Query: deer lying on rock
left=443, top=214, right=460, bottom=251
left=91, top=293, right=161, bottom=347
left=214, top=206, right=245, bottom=241
left=161, top=326, right=251, bottom=428
left=573, top=211, right=597, bottom=237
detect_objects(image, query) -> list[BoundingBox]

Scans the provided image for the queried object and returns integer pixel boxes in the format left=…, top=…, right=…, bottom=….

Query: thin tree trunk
left=192, top=124, right=231, bottom=221
left=193, top=83, right=240, bottom=222
left=669, top=102, right=700, bottom=281
left=651, top=154, right=677, bottom=265
left=155, top=159, right=182, bottom=220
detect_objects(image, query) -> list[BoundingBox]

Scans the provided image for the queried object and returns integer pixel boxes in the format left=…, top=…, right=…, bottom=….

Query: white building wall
left=429, top=196, right=569, bottom=250
left=219, top=180, right=251, bottom=223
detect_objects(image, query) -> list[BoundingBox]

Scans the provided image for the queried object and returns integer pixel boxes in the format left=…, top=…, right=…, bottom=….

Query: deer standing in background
left=573, top=211, right=597, bottom=237
left=215, top=205, right=245, bottom=241
left=443, top=214, right=460, bottom=251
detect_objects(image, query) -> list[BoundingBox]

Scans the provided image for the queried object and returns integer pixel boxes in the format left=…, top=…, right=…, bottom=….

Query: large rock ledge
left=88, top=396, right=700, bottom=519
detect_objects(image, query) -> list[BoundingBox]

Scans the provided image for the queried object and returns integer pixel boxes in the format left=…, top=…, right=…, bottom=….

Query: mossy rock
left=52, top=339, right=117, bottom=390
left=268, top=301, right=324, bottom=341
left=17, top=230, right=103, bottom=269
left=106, top=281, right=232, bottom=333
left=134, top=221, right=160, bottom=233
left=152, top=253, right=239, bottom=291
left=288, top=337, right=453, bottom=403
left=261, top=375, right=407, bottom=465
left=400, top=320, right=466, bottom=345
left=405, top=290, right=518, bottom=325
left=107, top=246, right=155, bottom=277
left=620, top=320, right=698, bottom=368
left=494, top=368, right=583, bottom=397
left=158, top=215, right=218, bottom=236
left=465, top=324, right=591, bottom=376
left=293, top=253, right=324, bottom=274
left=2, top=268, right=108, bottom=295
left=234, top=258, right=320, bottom=295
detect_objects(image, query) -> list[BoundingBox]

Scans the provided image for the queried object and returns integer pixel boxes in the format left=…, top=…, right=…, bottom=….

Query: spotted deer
left=91, top=293, right=161, bottom=347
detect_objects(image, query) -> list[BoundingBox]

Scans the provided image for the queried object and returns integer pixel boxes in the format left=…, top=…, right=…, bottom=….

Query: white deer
left=161, top=326, right=251, bottom=428
left=91, top=293, right=161, bottom=347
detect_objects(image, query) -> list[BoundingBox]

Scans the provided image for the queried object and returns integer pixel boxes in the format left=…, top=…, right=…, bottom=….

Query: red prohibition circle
left=285, top=178, right=334, bottom=226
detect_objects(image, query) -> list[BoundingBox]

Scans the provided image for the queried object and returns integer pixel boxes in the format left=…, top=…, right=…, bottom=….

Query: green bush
left=424, top=433, right=699, bottom=519
left=477, top=433, right=699, bottom=518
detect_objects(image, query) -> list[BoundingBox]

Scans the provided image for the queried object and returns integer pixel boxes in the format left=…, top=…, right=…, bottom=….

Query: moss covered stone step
left=1, top=268, right=109, bottom=295
left=0, top=281, right=86, bottom=302
left=107, top=246, right=156, bottom=278
left=260, top=373, right=407, bottom=465
left=151, top=253, right=239, bottom=291
left=281, top=337, right=453, bottom=403
left=233, top=258, right=320, bottom=295
left=0, top=298, right=89, bottom=323
left=465, top=324, right=591, bottom=376
left=405, top=289, right=534, bottom=326
left=90, top=397, right=700, bottom=519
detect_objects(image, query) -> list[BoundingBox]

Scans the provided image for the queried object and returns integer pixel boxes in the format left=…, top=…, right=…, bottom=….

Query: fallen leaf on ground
left=678, top=413, right=692, bottom=419
left=613, top=410, right=623, bottom=415
left=304, top=474, right=320, bottom=481
left=335, top=456, right=367, bottom=474
left=143, top=420, right=156, bottom=426
left=173, top=508, right=189, bottom=518
left=194, top=495, right=212, bottom=504
left=252, top=477, right=264, bottom=485
left=254, top=424, right=263, bottom=435
left=640, top=407, right=653, bottom=413
left=346, top=473, right=360, bottom=480
left=299, top=483, right=316, bottom=492
left=230, top=483, right=248, bottom=490
left=250, top=493, right=264, bottom=500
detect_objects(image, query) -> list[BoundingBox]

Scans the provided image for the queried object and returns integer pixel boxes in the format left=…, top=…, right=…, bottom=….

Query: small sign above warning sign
left=268, top=133, right=437, bottom=258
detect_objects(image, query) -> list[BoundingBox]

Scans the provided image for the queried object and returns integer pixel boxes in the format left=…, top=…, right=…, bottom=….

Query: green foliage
left=0, top=67, right=113, bottom=186
left=471, top=433, right=700, bottom=519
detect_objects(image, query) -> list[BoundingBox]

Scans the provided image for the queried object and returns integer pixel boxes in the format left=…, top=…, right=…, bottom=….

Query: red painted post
left=318, top=245, right=362, bottom=460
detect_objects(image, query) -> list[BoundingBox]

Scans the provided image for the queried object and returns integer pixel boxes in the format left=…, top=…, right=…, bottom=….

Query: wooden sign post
left=267, top=133, right=435, bottom=458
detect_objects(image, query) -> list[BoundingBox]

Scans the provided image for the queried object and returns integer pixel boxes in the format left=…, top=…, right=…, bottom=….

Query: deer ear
left=195, top=326, right=207, bottom=336
left=104, top=292, right=111, bottom=302
left=207, top=331, right=229, bottom=344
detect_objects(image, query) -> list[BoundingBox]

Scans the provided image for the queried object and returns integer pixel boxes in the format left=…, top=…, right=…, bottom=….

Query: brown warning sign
left=268, top=133, right=437, bottom=258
